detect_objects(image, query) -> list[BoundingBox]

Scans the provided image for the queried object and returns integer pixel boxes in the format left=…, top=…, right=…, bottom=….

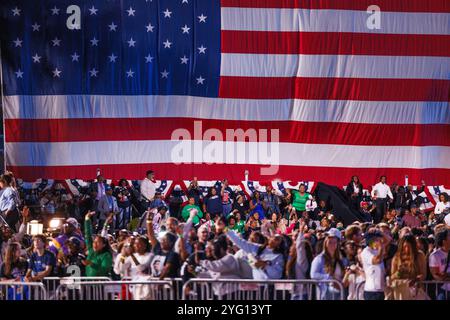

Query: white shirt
left=445, top=213, right=450, bottom=227
left=429, top=248, right=450, bottom=291
left=353, top=183, right=360, bottom=194
left=371, top=182, right=393, bottom=199
left=125, top=252, right=153, bottom=278
left=434, top=201, right=450, bottom=215
left=140, top=178, right=156, bottom=201
left=361, top=246, right=386, bottom=292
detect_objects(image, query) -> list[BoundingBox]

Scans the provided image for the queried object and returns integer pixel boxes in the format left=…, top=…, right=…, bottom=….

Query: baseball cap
left=325, top=228, right=342, bottom=240
left=105, top=185, right=112, bottom=191
left=66, top=218, right=79, bottom=229
left=360, top=201, right=369, bottom=207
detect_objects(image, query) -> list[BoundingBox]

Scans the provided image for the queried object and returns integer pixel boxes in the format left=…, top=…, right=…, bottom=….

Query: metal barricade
left=122, top=277, right=184, bottom=300
left=182, top=279, right=345, bottom=301
left=418, top=281, right=450, bottom=300
left=356, top=281, right=366, bottom=300
left=356, top=280, right=450, bottom=300
left=45, top=277, right=112, bottom=300
left=0, top=282, right=47, bottom=300
left=55, top=280, right=174, bottom=300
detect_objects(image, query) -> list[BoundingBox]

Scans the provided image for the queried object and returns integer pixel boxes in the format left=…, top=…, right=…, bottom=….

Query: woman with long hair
left=389, top=234, right=428, bottom=299
left=0, top=242, right=28, bottom=280
left=286, top=219, right=314, bottom=300
left=310, top=228, right=347, bottom=300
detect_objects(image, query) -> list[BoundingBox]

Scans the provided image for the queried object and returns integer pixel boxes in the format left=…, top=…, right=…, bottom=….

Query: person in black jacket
left=346, top=176, right=363, bottom=211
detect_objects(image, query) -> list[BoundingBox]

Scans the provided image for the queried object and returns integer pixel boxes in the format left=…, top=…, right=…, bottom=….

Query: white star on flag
left=145, top=54, right=154, bottom=63
left=109, top=53, right=118, bottom=63
left=198, top=45, right=207, bottom=54
left=52, top=68, right=62, bottom=77
left=32, top=54, right=41, bottom=63
left=89, top=68, right=99, bottom=77
left=15, top=69, right=23, bottom=78
left=71, top=52, right=80, bottom=62
left=51, top=6, right=60, bottom=15
left=13, top=38, right=22, bottom=47
left=163, top=9, right=172, bottom=18
left=163, top=39, right=172, bottom=48
left=181, top=25, right=190, bottom=34
left=126, top=69, right=135, bottom=78
left=182, top=0, right=189, bottom=3
left=90, top=37, right=99, bottom=46
left=108, top=22, right=118, bottom=31
left=146, top=23, right=154, bottom=32
left=196, top=76, right=205, bottom=84
left=32, top=23, right=40, bottom=32
left=52, top=37, right=61, bottom=46
left=198, top=14, right=207, bottom=23
left=161, top=70, right=169, bottom=78
left=89, top=6, right=98, bottom=15
left=128, top=38, right=136, bottom=47
left=127, top=7, right=136, bottom=16
left=12, top=7, right=21, bottom=16
left=180, top=56, right=189, bottom=64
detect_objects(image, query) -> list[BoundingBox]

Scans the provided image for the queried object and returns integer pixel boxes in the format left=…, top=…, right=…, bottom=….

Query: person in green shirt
left=227, top=213, right=245, bottom=234
left=181, top=197, right=203, bottom=225
left=82, top=211, right=113, bottom=277
left=289, top=184, right=312, bottom=213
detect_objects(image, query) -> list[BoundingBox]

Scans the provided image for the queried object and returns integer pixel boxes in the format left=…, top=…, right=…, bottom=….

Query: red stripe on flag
left=5, top=118, right=450, bottom=146
left=221, top=0, right=450, bottom=13
left=219, top=76, right=450, bottom=101
left=221, top=31, right=450, bottom=57
left=6, top=164, right=450, bottom=186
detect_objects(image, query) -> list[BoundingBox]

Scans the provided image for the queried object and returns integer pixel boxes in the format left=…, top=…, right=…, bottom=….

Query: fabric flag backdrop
left=1, top=0, right=449, bottom=185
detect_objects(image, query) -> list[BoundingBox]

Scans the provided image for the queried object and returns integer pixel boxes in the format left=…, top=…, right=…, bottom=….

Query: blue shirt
left=205, top=195, right=222, bottom=214
left=0, top=187, right=18, bottom=212
left=28, top=250, right=56, bottom=276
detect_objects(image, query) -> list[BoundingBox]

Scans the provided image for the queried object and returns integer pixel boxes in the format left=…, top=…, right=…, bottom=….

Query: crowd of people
left=0, top=170, right=449, bottom=300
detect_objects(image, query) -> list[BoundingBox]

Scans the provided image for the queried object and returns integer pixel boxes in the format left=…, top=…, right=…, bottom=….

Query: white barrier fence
left=0, top=282, right=47, bottom=300
left=182, top=279, right=346, bottom=300
left=55, top=280, right=174, bottom=300
left=1, top=278, right=449, bottom=300
left=356, top=280, right=450, bottom=300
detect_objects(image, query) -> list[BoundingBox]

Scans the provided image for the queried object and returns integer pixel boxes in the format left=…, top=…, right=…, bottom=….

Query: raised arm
left=225, top=229, right=260, bottom=256
left=146, top=211, right=158, bottom=248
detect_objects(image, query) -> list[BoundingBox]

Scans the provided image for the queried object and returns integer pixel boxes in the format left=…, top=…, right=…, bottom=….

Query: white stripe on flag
left=3, top=95, right=449, bottom=125
left=221, top=8, right=450, bottom=35
left=5, top=141, right=450, bottom=169
left=221, top=54, right=450, bottom=79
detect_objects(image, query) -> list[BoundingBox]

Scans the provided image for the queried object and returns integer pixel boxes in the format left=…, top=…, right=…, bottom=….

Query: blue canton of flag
left=1, top=0, right=221, bottom=97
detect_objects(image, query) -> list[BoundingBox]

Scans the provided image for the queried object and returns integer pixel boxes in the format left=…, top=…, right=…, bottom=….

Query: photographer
left=98, top=185, right=119, bottom=231
left=114, top=179, right=133, bottom=230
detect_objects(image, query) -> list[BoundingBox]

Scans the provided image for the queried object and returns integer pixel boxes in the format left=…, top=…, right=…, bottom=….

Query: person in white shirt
left=361, top=229, right=386, bottom=300
left=140, top=170, right=157, bottom=212
left=429, top=229, right=450, bottom=300
left=371, top=176, right=394, bottom=224
left=434, top=193, right=450, bottom=215
left=0, top=174, right=20, bottom=231
left=124, top=237, right=153, bottom=278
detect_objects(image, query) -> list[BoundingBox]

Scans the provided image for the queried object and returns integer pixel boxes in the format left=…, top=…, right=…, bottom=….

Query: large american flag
left=1, top=0, right=449, bottom=185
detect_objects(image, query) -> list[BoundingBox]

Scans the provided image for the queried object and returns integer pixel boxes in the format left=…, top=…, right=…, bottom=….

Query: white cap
left=326, top=228, right=342, bottom=240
